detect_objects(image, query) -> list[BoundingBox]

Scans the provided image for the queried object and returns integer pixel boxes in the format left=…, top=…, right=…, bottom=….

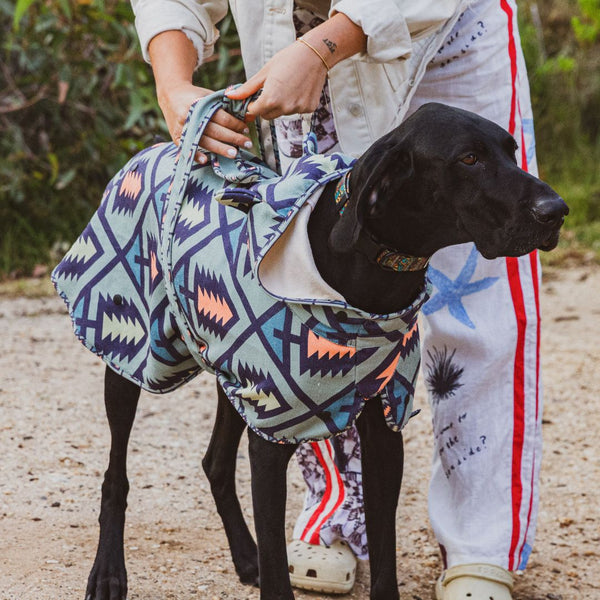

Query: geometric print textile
left=52, top=91, right=429, bottom=444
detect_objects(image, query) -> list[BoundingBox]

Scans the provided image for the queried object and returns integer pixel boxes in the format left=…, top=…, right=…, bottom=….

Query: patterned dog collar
left=334, top=171, right=351, bottom=215
left=333, top=173, right=430, bottom=272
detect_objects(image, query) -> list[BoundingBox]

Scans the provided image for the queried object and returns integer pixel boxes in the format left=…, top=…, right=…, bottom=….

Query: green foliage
left=572, top=0, right=600, bottom=44
left=519, top=0, right=600, bottom=229
left=12, top=0, right=37, bottom=30
left=2, top=0, right=599, bottom=276
left=0, top=0, right=243, bottom=277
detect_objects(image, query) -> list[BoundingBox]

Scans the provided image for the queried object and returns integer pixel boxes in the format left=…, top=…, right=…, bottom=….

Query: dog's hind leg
left=248, top=428, right=298, bottom=600
left=356, top=397, right=404, bottom=600
left=202, top=382, right=259, bottom=586
left=85, top=366, right=140, bottom=600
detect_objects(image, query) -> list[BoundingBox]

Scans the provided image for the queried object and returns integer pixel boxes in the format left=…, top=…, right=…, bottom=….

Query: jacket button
left=336, top=310, right=348, bottom=322
left=113, top=294, right=123, bottom=306
left=348, top=103, right=362, bottom=117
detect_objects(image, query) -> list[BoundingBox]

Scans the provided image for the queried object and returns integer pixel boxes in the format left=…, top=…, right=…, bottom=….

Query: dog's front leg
left=85, top=366, right=140, bottom=600
left=202, top=383, right=259, bottom=586
left=356, top=397, right=404, bottom=600
left=248, top=429, right=298, bottom=600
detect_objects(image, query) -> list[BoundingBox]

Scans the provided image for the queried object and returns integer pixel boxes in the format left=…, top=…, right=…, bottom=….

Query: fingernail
left=227, top=148, right=237, bottom=158
left=198, top=154, right=207, bottom=164
left=243, top=127, right=250, bottom=134
left=244, top=141, right=253, bottom=149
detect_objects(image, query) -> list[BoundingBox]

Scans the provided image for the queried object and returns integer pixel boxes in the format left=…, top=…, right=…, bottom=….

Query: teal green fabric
left=53, top=90, right=429, bottom=443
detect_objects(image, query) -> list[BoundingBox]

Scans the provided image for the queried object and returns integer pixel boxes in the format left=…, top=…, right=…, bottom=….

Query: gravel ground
left=0, top=265, right=598, bottom=600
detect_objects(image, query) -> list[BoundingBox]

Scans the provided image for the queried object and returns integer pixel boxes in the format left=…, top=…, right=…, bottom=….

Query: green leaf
left=47, top=152, right=59, bottom=185
left=57, top=0, right=72, bottom=20
left=13, top=0, right=37, bottom=30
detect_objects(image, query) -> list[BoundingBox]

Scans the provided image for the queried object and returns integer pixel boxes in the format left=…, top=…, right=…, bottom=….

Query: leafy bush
left=1, top=0, right=599, bottom=276
left=0, top=0, right=243, bottom=276
left=519, top=0, right=600, bottom=227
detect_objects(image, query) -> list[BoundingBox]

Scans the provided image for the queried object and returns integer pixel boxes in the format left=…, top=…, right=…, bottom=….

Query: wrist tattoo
left=322, top=38, right=337, bottom=55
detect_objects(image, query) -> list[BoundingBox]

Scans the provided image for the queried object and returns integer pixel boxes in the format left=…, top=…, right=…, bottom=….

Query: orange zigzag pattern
left=150, top=252, right=159, bottom=282
left=119, top=170, right=143, bottom=200
left=375, top=351, right=402, bottom=394
left=402, top=322, right=418, bottom=347
left=307, top=330, right=356, bottom=361
left=197, top=286, right=233, bottom=325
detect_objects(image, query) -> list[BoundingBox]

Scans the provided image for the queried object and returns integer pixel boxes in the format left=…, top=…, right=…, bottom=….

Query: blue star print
left=423, top=246, right=499, bottom=329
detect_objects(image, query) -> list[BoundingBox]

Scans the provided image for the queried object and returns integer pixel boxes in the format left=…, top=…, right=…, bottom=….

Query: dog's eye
left=461, top=153, right=478, bottom=166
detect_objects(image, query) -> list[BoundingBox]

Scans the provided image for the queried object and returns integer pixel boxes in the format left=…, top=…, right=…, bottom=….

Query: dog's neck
left=333, top=173, right=431, bottom=274
left=308, top=170, right=469, bottom=314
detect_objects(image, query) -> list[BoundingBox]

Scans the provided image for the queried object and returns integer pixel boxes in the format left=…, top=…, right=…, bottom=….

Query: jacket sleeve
left=130, top=0, right=228, bottom=66
left=331, top=0, right=463, bottom=62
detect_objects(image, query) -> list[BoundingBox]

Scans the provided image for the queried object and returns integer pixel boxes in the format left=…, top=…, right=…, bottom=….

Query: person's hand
left=158, top=81, right=253, bottom=164
left=227, top=12, right=366, bottom=121
left=226, top=41, right=328, bottom=120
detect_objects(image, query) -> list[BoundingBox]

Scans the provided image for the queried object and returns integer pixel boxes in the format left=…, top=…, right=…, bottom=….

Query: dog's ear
left=365, top=149, right=414, bottom=219
left=328, top=142, right=414, bottom=254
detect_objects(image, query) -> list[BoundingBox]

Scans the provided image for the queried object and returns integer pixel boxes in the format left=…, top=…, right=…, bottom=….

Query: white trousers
left=293, top=0, right=542, bottom=571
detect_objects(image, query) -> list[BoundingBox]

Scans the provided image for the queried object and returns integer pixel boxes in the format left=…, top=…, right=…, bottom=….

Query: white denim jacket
left=131, top=0, right=471, bottom=159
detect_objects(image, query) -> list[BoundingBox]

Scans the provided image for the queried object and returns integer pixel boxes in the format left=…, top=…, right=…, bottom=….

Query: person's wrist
left=297, top=37, right=330, bottom=71
left=300, top=12, right=366, bottom=69
left=156, top=80, right=191, bottom=109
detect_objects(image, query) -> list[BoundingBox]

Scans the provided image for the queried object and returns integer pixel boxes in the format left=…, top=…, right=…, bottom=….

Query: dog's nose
left=530, top=194, right=569, bottom=224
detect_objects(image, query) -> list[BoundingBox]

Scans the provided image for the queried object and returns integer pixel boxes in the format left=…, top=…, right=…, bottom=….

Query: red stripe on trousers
left=501, top=0, right=518, bottom=135
left=501, top=0, right=529, bottom=571
left=301, top=441, right=345, bottom=545
left=505, top=256, right=526, bottom=571
left=301, top=442, right=332, bottom=541
left=519, top=250, right=541, bottom=568
left=529, top=251, right=541, bottom=423
left=310, top=445, right=345, bottom=544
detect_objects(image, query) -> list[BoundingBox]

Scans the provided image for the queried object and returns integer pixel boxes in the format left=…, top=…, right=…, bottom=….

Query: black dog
left=83, top=103, right=567, bottom=600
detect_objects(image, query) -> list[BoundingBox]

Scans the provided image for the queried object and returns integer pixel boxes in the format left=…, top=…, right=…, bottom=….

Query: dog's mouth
left=501, top=222, right=564, bottom=257
left=537, top=226, right=563, bottom=252
left=473, top=219, right=565, bottom=259
left=456, top=197, right=567, bottom=259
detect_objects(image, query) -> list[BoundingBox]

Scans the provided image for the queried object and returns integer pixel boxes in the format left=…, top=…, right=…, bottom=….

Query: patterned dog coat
left=52, top=91, right=429, bottom=443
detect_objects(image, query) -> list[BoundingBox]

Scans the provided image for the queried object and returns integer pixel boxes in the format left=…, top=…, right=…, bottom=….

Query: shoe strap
left=441, top=563, right=514, bottom=590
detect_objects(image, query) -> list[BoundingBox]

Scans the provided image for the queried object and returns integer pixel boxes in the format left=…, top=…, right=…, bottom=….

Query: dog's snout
left=530, top=194, right=569, bottom=224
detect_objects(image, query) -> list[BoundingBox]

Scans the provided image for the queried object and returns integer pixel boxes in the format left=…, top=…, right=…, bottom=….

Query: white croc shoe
left=435, top=563, right=514, bottom=600
left=287, top=539, right=357, bottom=594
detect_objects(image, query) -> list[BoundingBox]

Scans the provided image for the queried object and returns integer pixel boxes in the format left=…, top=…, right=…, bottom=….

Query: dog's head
left=330, top=103, right=568, bottom=261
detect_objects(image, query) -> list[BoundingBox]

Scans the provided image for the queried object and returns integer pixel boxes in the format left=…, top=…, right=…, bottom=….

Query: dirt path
left=1, top=265, right=598, bottom=600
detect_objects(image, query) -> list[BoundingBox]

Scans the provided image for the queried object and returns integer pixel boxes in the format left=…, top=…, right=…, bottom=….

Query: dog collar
left=334, top=171, right=352, bottom=215
left=334, top=173, right=431, bottom=272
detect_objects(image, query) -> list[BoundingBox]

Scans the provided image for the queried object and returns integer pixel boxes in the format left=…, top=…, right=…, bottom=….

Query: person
left=130, top=1, right=543, bottom=598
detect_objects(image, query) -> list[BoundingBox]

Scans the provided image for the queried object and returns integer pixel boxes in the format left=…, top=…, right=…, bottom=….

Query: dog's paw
left=237, top=564, right=260, bottom=587
left=85, top=564, right=127, bottom=600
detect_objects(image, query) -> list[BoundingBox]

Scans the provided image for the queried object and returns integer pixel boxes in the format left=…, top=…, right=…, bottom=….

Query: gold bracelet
left=297, top=37, right=330, bottom=71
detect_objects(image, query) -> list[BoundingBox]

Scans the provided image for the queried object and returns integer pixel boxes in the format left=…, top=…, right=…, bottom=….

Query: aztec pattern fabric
left=52, top=91, right=428, bottom=444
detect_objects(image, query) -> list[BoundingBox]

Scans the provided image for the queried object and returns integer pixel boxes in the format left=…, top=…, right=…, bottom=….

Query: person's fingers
left=247, top=101, right=281, bottom=121
left=211, top=108, right=251, bottom=135
left=247, top=92, right=285, bottom=120
left=171, top=107, right=252, bottom=163
left=204, top=121, right=253, bottom=151
left=197, top=136, right=239, bottom=159
left=192, top=120, right=255, bottom=161
left=195, top=151, right=209, bottom=164
left=226, top=74, right=265, bottom=100
left=227, top=74, right=266, bottom=122
left=248, top=94, right=309, bottom=121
